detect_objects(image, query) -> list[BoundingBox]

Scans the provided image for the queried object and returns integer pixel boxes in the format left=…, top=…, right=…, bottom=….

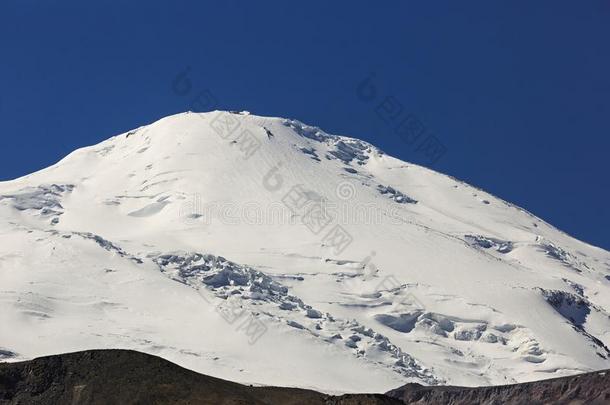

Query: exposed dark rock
left=263, top=127, right=274, bottom=138
left=386, top=370, right=610, bottom=405
left=538, top=288, right=610, bottom=358
left=540, top=289, right=590, bottom=326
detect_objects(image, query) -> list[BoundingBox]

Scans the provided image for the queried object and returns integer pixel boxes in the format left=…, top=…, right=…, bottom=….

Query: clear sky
left=1, top=1, right=608, bottom=249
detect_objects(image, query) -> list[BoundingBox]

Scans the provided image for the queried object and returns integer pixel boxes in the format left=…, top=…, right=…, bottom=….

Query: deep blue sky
left=1, top=1, right=608, bottom=250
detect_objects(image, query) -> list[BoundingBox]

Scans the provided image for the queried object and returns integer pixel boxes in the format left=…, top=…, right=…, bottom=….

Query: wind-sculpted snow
left=152, top=253, right=290, bottom=299
left=299, top=147, right=321, bottom=162
left=376, top=185, right=418, bottom=204
left=374, top=312, right=422, bottom=333
left=0, top=111, right=608, bottom=392
left=282, top=118, right=381, bottom=165
left=363, top=284, right=549, bottom=367
left=0, top=184, right=74, bottom=224
left=127, top=200, right=171, bottom=217
left=282, top=119, right=332, bottom=143
left=328, top=140, right=370, bottom=165
left=465, top=235, right=513, bottom=253
left=152, top=251, right=440, bottom=384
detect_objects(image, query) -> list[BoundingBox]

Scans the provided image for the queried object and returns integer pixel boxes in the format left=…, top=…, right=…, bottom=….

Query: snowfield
left=0, top=110, right=608, bottom=393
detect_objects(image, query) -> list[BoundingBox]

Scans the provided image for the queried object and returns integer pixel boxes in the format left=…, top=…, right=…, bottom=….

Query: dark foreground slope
left=387, top=371, right=610, bottom=405
left=0, top=350, right=398, bottom=405
left=0, top=350, right=608, bottom=405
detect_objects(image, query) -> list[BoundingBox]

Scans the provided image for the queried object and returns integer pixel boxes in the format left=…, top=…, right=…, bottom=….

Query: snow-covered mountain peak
left=0, top=111, right=608, bottom=393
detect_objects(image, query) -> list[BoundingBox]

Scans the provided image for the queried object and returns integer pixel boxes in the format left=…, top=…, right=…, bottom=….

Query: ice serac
left=0, top=110, right=609, bottom=393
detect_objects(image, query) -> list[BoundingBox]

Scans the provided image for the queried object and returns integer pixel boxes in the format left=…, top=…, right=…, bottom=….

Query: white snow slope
left=0, top=111, right=609, bottom=393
